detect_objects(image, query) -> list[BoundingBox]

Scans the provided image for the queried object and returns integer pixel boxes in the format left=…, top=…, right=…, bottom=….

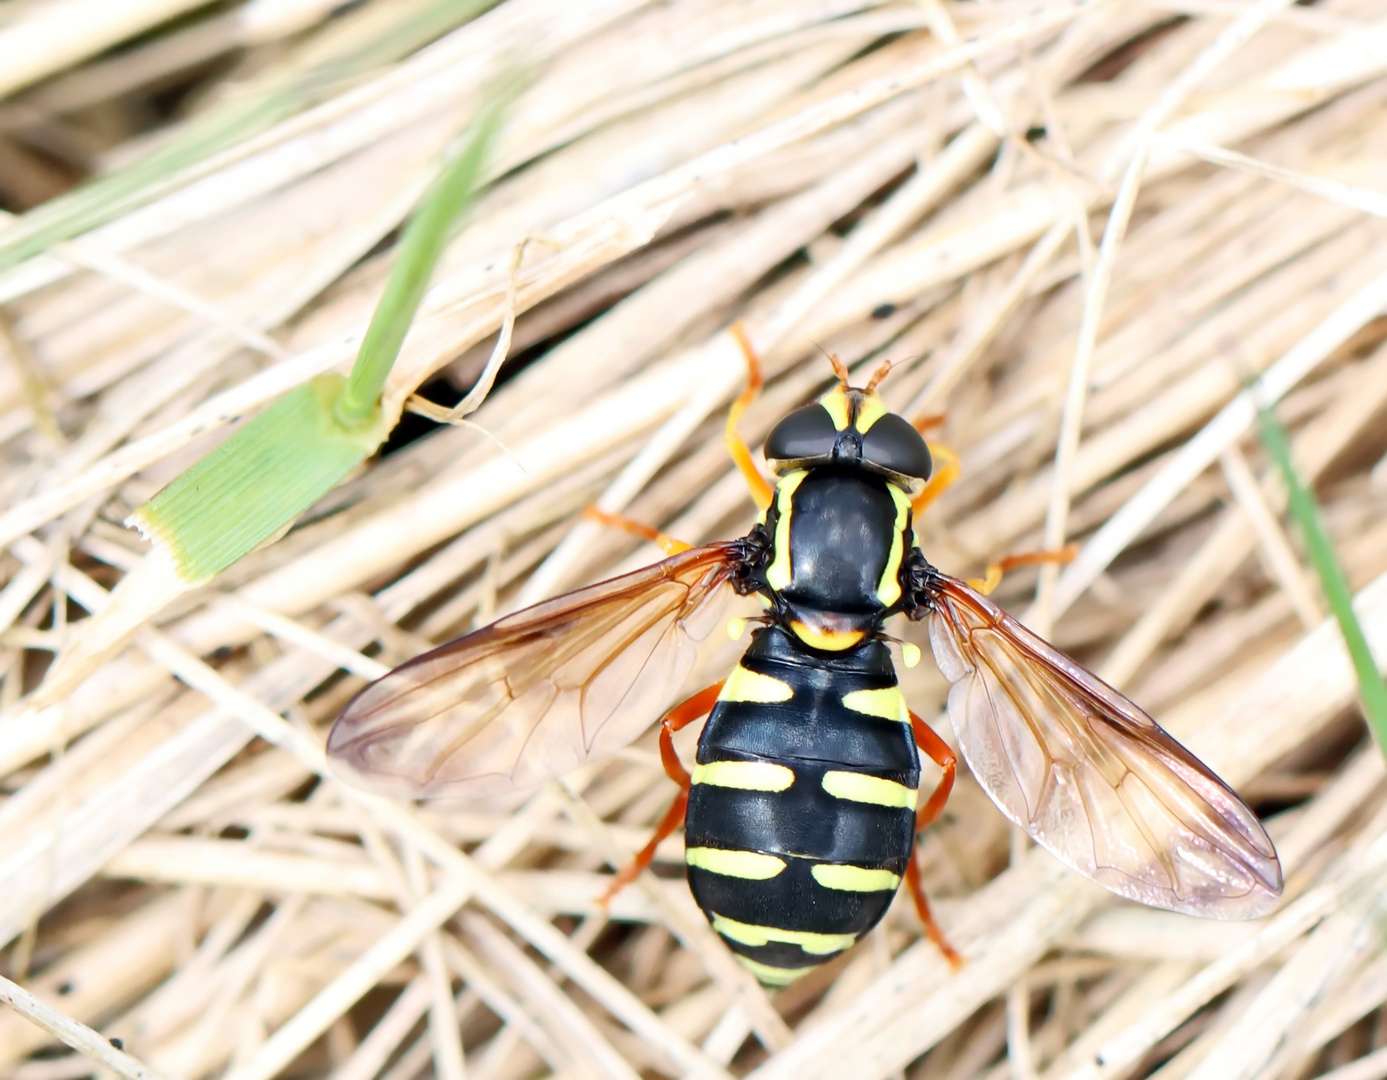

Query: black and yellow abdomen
left=684, top=625, right=920, bottom=986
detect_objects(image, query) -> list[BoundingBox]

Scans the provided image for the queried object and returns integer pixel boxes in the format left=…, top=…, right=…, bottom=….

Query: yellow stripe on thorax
left=691, top=760, right=794, bottom=791
left=718, top=665, right=794, bottom=704
left=711, top=914, right=856, bottom=955
left=811, top=864, right=901, bottom=892
left=821, top=770, right=917, bottom=809
left=685, top=848, right=786, bottom=880
left=764, top=470, right=806, bottom=592
left=875, top=484, right=912, bottom=608
left=841, top=685, right=909, bottom=723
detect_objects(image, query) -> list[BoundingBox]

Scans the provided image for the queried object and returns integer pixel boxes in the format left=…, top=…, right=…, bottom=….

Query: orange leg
left=583, top=507, right=691, bottom=556
left=912, top=442, right=961, bottom=516
left=910, top=711, right=956, bottom=832
left=599, top=681, right=724, bottom=906
left=908, top=710, right=963, bottom=969
left=911, top=411, right=947, bottom=434
left=726, top=323, right=775, bottom=512
left=966, top=543, right=1078, bottom=596
left=906, top=850, right=963, bottom=970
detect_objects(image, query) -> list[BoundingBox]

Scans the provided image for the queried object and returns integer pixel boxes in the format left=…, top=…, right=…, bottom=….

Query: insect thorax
left=758, top=467, right=914, bottom=651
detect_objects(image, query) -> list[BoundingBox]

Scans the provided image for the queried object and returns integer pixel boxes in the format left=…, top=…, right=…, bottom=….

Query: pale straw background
left=2, top=1, right=1387, bottom=1078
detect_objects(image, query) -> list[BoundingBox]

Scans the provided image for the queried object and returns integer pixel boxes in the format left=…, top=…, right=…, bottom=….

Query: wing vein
left=923, top=572, right=1282, bottom=919
left=327, top=544, right=739, bottom=801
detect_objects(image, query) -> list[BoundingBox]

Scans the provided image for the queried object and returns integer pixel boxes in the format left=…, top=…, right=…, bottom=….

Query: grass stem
left=1255, top=403, right=1387, bottom=752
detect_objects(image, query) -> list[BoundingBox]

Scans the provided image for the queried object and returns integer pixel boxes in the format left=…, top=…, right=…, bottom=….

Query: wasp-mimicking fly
left=328, top=327, right=1282, bottom=987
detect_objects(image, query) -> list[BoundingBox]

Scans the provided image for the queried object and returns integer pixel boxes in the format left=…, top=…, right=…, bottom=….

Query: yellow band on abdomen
left=821, top=770, right=916, bottom=808
left=691, top=760, right=795, bottom=791
left=718, top=665, right=794, bottom=704
left=841, top=685, right=909, bottom=723
left=811, top=863, right=901, bottom=892
left=735, top=955, right=812, bottom=986
left=686, top=848, right=787, bottom=880
left=711, top=914, right=856, bottom=955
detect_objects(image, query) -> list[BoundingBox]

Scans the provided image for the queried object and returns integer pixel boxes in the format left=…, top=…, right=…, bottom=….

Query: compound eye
left=764, top=403, right=839, bottom=464
left=861, top=412, right=932, bottom=481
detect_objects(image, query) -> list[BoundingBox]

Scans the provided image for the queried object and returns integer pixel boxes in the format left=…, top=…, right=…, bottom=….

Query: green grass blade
left=336, top=73, right=519, bottom=425
left=0, top=0, right=499, bottom=277
left=1255, top=403, right=1387, bottom=750
left=130, top=374, right=387, bottom=581
left=0, top=93, right=290, bottom=276
left=129, top=80, right=515, bottom=584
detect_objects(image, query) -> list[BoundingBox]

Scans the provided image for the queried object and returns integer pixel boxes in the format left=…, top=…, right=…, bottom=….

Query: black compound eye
left=764, top=403, right=839, bottom=464
left=861, top=413, right=932, bottom=481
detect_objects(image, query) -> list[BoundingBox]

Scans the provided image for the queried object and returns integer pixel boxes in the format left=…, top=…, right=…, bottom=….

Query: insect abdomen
left=683, top=626, right=920, bottom=986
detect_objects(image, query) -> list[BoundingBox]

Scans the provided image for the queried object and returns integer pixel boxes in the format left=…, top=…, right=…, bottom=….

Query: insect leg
left=907, top=709, right=964, bottom=969
left=966, top=544, right=1078, bottom=595
left=912, top=441, right=961, bottom=516
left=910, top=710, right=956, bottom=830
left=583, top=506, right=692, bottom=556
left=726, top=323, right=775, bottom=512
left=905, top=849, right=964, bottom=969
left=598, top=680, right=725, bottom=906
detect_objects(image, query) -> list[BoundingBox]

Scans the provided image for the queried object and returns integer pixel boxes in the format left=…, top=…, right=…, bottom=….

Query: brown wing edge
left=325, top=542, right=743, bottom=800
left=923, top=572, right=1283, bottom=918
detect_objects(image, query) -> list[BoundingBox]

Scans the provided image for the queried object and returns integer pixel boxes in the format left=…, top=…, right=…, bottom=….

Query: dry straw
left=2, top=0, right=1387, bottom=1078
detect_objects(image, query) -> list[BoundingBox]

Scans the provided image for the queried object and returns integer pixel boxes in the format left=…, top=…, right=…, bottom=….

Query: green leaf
left=336, top=73, right=520, bottom=424
left=130, top=374, right=387, bottom=582
left=0, top=0, right=500, bottom=277
left=127, top=76, right=516, bottom=586
left=1255, top=402, right=1387, bottom=752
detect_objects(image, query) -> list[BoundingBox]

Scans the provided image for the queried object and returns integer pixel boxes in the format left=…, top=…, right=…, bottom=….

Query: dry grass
left=2, top=1, right=1387, bottom=1077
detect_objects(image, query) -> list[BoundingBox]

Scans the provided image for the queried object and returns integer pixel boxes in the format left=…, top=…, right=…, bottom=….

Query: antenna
left=864, top=358, right=894, bottom=393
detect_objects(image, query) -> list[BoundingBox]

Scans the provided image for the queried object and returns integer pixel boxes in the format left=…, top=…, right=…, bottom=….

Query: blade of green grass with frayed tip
left=1255, top=402, right=1387, bottom=751
left=128, top=78, right=516, bottom=585
left=0, top=0, right=500, bottom=277
left=129, top=374, right=388, bottom=582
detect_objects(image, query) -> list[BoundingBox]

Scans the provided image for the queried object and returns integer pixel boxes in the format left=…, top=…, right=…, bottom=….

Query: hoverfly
left=328, top=328, right=1282, bottom=986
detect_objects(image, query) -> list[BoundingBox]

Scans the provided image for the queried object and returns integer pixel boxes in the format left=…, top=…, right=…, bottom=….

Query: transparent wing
left=924, top=574, right=1282, bottom=918
left=327, top=543, right=740, bottom=801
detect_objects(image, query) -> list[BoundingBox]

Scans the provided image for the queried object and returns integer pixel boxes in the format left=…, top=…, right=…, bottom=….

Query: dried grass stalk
left=3, top=1, right=1387, bottom=1078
